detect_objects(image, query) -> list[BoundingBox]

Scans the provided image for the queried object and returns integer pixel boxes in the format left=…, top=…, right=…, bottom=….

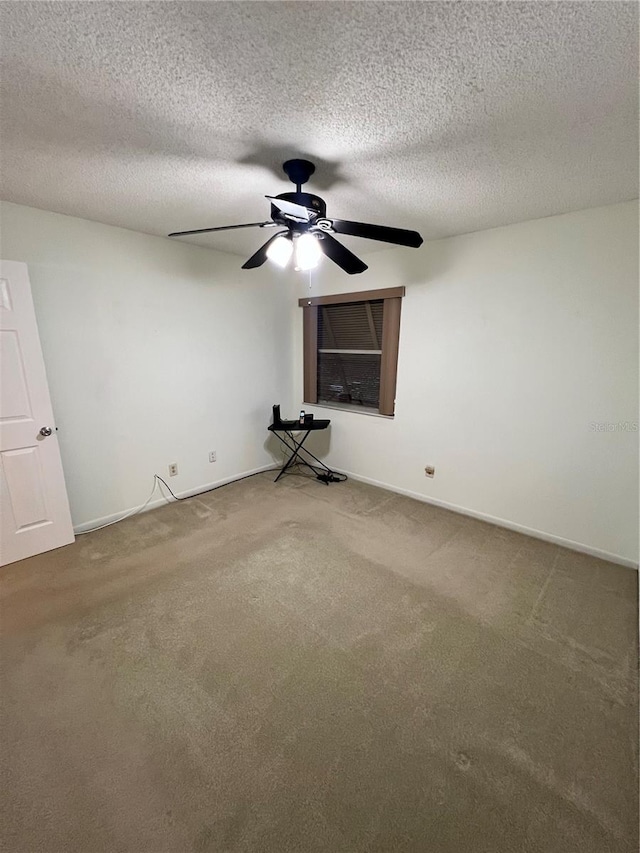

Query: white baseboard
left=73, top=463, right=638, bottom=569
left=73, top=463, right=276, bottom=534
left=341, top=470, right=639, bottom=570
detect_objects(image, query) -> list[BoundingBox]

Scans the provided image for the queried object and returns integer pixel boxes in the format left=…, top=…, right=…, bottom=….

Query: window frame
left=299, top=287, right=404, bottom=416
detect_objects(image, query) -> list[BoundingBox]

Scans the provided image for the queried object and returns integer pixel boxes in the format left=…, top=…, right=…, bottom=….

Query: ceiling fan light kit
left=169, top=159, right=423, bottom=275
left=265, top=234, right=293, bottom=268
left=294, top=233, right=323, bottom=271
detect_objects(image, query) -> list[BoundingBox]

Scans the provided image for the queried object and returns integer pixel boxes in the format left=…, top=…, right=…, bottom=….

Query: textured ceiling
left=0, top=1, right=637, bottom=258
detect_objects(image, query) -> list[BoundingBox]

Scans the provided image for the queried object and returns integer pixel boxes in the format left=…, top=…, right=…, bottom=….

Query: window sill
left=307, top=402, right=394, bottom=419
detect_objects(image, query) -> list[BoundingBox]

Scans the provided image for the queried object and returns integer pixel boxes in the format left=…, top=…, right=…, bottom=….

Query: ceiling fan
left=168, top=159, right=423, bottom=275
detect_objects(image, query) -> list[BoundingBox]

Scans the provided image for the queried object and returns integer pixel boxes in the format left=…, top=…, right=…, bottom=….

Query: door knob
left=39, top=427, right=53, bottom=437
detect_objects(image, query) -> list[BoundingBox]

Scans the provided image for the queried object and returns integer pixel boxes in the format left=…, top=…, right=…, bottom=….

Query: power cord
left=77, top=449, right=346, bottom=536
left=75, top=477, right=162, bottom=535
left=153, top=469, right=285, bottom=501
left=316, top=471, right=348, bottom=483
left=76, top=468, right=280, bottom=535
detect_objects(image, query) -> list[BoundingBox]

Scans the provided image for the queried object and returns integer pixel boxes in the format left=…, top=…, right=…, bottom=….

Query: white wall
left=293, top=201, right=639, bottom=565
left=2, top=199, right=637, bottom=563
left=0, top=201, right=294, bottom=529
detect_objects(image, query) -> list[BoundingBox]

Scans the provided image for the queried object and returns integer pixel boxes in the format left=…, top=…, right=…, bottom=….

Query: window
left=299, top=287, right=404, bottom=416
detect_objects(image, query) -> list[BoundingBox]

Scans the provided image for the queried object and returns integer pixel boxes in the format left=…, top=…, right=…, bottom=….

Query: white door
left=0, top=260, right=74, bottom=566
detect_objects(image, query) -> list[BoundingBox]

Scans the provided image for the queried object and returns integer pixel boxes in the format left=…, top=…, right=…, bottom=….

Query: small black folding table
left=268, top=419, right=339, bottom=484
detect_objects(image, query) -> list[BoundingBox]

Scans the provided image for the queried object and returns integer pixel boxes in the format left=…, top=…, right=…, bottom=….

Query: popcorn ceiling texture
left=0, top=1, right=637, bottom=256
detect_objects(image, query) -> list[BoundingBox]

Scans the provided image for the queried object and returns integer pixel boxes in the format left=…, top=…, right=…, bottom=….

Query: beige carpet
left=0, top=472, right=637, bottom=852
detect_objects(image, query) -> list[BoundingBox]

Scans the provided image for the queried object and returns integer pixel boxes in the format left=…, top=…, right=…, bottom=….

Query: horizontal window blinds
left=317, top=353, right=381, bottom=409
left=318, top=301, right=383, bottom=350
left=317, top=301, right=383, bottom=409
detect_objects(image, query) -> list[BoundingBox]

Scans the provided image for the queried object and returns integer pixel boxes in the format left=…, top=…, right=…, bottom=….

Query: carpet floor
left=0, top=472, right=638, bottom=852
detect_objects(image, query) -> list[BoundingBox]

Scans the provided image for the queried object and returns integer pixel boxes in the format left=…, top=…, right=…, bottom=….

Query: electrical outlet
left=209, top=451, right=216, bottom=463
left=168, top=463, right=178, bottom=477
left=425, top=465, right=435, bottom=478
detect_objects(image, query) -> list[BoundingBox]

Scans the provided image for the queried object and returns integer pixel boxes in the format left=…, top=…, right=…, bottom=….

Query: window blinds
left=317, top=301, right=383, bottom=408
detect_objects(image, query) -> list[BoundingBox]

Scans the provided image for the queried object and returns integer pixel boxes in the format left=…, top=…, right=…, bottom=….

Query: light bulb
left=266, top=235, right=293, bottom=268
left=295, top=233, right=322, bottom=271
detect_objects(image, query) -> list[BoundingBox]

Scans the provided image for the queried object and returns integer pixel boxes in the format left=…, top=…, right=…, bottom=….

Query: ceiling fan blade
left=318, top=233, right=368, bottom=275
left=266, top=196, right=311, bottom=222
left=330, top=219, right=423, bottom=248
left=168, top=221, right=272, bottom=237
left=241, top=233, right=286, bottom=270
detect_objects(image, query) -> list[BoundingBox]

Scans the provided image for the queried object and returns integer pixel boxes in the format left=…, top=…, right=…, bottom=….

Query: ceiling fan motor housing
left=282, top=158, right=316, bottom=187
left=270, top=192, right=326, bottom=224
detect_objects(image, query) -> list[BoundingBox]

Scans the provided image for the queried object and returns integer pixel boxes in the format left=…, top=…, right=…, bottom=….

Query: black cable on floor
left=78, top=463, right=346, bottom=536
left=77, top=469, right=280, bottom=535
left=154, top=469, right=281, bottom=502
